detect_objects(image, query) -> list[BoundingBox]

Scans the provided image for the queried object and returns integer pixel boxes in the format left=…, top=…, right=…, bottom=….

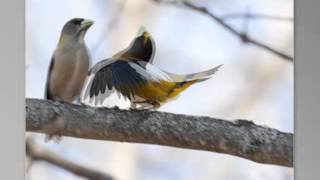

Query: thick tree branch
left=152, top=0, right=293, bottom=62
left=26, top=98, right=293, bottom=167
left=26, top=137, right=114, bottom=180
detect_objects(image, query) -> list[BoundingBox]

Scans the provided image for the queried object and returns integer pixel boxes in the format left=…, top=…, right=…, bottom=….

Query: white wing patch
left=129, top=61, right=172, bottom=82
left=80, top=73, right=115, bottom=106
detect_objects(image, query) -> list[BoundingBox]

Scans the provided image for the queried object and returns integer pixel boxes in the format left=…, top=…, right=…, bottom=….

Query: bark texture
left=26, top=98, right=293, bottom=167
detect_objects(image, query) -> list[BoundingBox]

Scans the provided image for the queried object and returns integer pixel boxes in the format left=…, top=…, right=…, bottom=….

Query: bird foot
left=130, top=100, right=160, bottom=110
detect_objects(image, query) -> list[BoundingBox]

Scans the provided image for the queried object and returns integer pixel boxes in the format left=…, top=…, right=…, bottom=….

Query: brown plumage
left=45, top=18, right=93, bottom=103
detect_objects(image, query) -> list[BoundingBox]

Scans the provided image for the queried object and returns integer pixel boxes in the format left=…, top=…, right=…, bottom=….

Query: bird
left=45, top=18, right=94, bottom=103
left=81, top=28, right=222, bottom=109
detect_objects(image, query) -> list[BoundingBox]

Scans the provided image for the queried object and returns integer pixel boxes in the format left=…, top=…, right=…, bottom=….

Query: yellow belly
left=132, top=80, right=195, bottom=103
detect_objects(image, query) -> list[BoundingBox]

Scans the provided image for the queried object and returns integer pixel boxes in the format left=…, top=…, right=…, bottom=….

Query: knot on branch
left=240, top=33, right=249, bottom=43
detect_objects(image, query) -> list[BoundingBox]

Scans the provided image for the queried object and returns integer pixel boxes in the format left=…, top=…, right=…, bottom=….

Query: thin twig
left=26, top=137, right=114, bottom=180
left=152, top=0, right=293, bottom=62
left=221, top=13, right=293, bottom=22
left=93, top=0, right=127, bottom=53
left=221, top=7, right=293, bottom=53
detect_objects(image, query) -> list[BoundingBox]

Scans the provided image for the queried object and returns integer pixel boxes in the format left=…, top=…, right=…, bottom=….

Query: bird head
left=59, top=18, right=94, bottom=46
left=121, top=27, right=156, bottom=63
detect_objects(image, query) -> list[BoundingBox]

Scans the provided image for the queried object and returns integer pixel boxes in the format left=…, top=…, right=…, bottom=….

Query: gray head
left=59, top=18, right=94, bottom=46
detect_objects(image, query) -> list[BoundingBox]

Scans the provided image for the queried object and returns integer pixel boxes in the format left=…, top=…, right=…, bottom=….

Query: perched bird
left=45, top=18, right=94, bottom=103
left=81, top=29, right=222, bottom=109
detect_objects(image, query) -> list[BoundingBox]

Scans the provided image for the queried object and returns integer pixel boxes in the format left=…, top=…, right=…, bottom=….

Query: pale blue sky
left=26, top=0, right=293, bottom=179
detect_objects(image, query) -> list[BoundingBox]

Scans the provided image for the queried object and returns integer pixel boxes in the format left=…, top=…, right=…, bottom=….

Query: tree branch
left=152, top=0, right=293, bottom=62
left=221, top=13, right=293, bottom=22
left=26, top=137, right=114, bottom=180
left=26, top=98, right=293, bottom=167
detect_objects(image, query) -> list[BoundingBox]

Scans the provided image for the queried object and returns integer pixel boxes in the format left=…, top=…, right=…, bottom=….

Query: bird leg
left=74, top=97, right=87, bottom=106
left=130, top=103, right=137, bottom=110
left=130, top=100, right=160, bottom=110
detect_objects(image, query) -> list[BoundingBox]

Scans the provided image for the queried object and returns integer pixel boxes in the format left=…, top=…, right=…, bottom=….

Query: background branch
left=92, top=0, right=127, bottom=53
left=152, top=0, right=293, bottom=62
left=26, top=137, right=114, bottom=180
left=221, top=13, right=293, bottom=22
left=26, top=98, right=293, bottom=167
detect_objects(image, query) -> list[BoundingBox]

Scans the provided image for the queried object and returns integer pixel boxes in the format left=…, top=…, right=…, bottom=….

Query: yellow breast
left=132, top=80, right=196, bottom=103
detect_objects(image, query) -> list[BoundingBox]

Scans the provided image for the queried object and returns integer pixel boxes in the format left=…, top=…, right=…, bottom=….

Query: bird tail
left=166, top=64, right=223, bottom=99
left=167, top=64, right=223, bottom=82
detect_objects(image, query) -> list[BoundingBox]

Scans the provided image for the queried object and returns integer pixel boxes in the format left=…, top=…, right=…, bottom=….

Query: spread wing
left=81, top=59, right=171, bottom=105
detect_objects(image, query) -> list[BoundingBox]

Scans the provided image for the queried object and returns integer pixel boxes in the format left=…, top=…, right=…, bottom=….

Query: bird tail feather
left=167, top=64, right=223, bottom=82
left=165, top=64, right=222, bottom=99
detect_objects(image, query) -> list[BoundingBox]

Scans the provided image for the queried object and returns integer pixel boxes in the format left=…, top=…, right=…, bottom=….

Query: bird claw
left=112, top=106, right=120, bottom=110
left=130, top=100, right=160, bottom=110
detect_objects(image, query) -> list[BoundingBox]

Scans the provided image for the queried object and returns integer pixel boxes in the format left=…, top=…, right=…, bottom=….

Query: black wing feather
left=89, top=60, right=148, bottom=100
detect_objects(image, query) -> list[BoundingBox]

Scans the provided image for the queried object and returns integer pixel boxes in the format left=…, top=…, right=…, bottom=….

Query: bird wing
left=44, top=57, right=55, bottom=100
left=81, top=59, right=169, bottom=105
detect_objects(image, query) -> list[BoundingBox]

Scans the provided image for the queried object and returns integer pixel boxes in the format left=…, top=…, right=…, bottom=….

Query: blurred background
left=26, top=0, right=293, bottom=179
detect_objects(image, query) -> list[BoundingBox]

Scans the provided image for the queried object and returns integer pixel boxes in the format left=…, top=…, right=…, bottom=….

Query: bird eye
left=71, top=18, right=84, bottom=25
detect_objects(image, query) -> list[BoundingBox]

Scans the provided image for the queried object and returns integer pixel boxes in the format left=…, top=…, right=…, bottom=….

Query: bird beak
left=80, top=19, right=94, bottom=31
